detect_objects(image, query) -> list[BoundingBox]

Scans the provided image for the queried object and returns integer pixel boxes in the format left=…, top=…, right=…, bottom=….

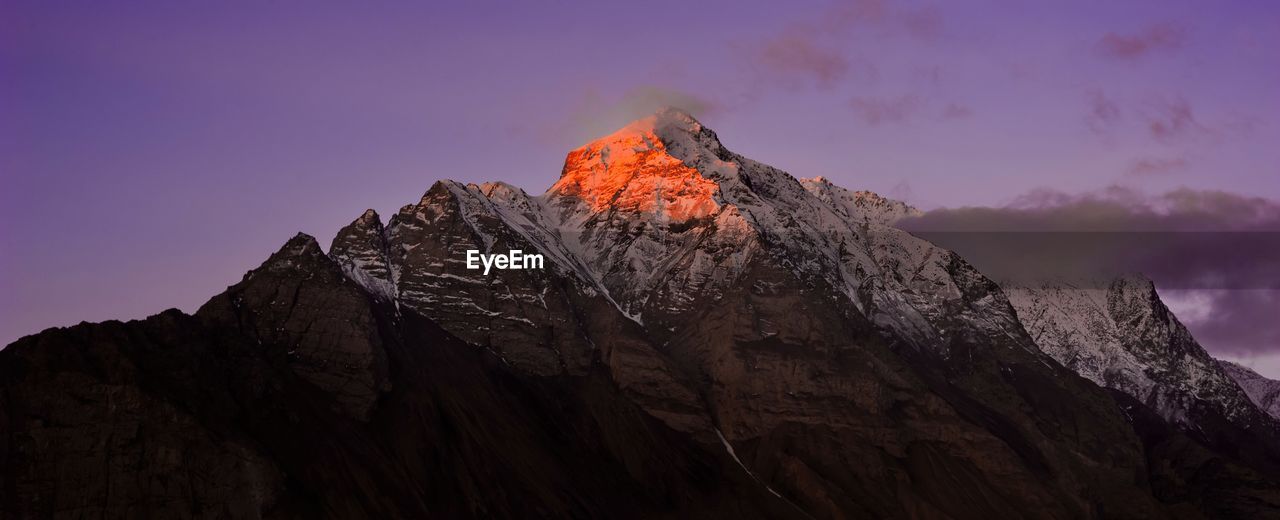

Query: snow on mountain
left=65, top=106, right=1280, bottom=517
left=326, top=108, right=1274, bottom=442
left=329, top=209, right=397, bottom=301
left=544, top=109, right=1035, bottom=349
left=1220, top=359, right=1280, bottom=420
left=1004, top=277, right=1258, bottom=425
left=323, top=108, right=1057, bottom=388
left=800, top=176, right=923, bottom=226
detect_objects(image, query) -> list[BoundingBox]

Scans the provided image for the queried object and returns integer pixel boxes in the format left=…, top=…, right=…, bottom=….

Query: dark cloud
left=849, top=94, right=919, bottom=125
left=1098, top=23, right=1186, bottom=60
left=1161, top=289, right=1280, bottom=356
left=897, top=187, right=1280, bottom=287
left=903, top=186, right=1280, bottom=232
left=897, top=186, right=1280, bottom=355
left=1128, top=156, right=1188, bottom=177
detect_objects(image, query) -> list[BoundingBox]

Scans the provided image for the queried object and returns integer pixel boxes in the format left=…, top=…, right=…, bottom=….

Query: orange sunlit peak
left=550, top=111, right=720, bottom=222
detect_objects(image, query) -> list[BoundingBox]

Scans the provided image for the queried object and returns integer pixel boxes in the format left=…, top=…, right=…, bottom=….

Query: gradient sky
left=3, top=1, right=1278, bottom=370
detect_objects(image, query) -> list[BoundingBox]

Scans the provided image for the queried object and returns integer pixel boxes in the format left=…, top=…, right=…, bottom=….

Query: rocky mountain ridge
left=1221, top=359, right=1280, bottom=420
left=4, top=108, right=1280, bottom=518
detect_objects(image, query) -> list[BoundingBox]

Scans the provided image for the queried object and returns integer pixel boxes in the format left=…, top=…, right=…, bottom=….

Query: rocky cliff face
left=1221, top=360, right=1280, bottom=420
left=4, top=108, right=1280, bottom=519
left=2, top=232, right=795, bottom=519
left=1004, top=277, right=1280, bottom=474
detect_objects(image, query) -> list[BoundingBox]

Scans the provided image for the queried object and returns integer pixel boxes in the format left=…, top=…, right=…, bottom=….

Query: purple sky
left=3, top=1, right=1278, bottom=370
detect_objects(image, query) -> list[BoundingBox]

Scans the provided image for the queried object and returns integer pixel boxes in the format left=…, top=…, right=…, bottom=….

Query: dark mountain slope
left=1, top=235, right=799, bottom=519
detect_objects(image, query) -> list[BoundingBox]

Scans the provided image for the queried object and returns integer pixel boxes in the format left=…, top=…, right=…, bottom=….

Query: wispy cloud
left=1087, top=90, right=1254, bottom=146
left=751, top=29, right=851, bottom=89
left=849, top=94, right=919, bottom=125
left=899, top=6, right=944, bottom=41
left=563, top=86, right=722, bottom=143
left=1128, top=156, right=1188, bottom=177
left=1086, top=89, right=1122, bottom=133
left=824, top=0, right=890, bottom=30
left=940, top=103, right=973, bottom=120
left=1098, top=23, right=1186, bottom=60
left=1143, top=96, right=1205, bottom=142
left=1160, top=289, right=1280, bottom=356
left=738, top=0, right=946, bottom=92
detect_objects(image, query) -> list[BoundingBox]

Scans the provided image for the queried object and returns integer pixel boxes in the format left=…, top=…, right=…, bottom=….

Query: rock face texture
left=1221, top=359, right=1280, bottom=420
left=2, top=233, right=791, bottom=519
left=4, top=109, right=1280, bottom=518
left=1005, top=277, right=1280, bottom=473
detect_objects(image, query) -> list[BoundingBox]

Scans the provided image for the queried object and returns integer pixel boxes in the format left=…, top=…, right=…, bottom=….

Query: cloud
left=1086, top=89, right=1122, bottom=133
left=1128, top=157, right=1188, bottom=176
left=899, top=6, right=944, bottom=41
left=903, top=186, right=1280, bottom=232
left=751, top=30, right=851, bottom=89
left=849, top=94, right=919, bottom=125
left=1098, top=23, right=1186, bottom=60
left=1087, top=92, right=1246, bottom=145
left=564, top=86, right=723, bottom=143
left=738, top=0, right=945, bottom=92
left=897, top=186, right=1280, bottom=287
left=825, top=0, right=890, bottom=30
left=896, top=187, right=1280, bottom=355
left=1160, top=289, right=1280, bottom=356
left=1143, top=96, right=1205, bottom=142
left=940, top=103, right=973, bottom=120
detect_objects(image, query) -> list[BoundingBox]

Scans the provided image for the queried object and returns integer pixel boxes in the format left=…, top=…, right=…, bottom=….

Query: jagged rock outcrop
left=800, top=176, right=923, bottom=226
left=1004, top=276, right=1280, bottom=468
left=329, top=209, right=397, bottom=301
left=1006, top=278, right=1257, bottom=424
left=991, top=272, right=1280, bottom=520
left=198, top=233, right=391, bottom=420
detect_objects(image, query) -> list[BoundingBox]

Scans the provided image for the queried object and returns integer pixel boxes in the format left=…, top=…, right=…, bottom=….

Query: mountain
left=4, top=108, right=1280, bottom=518
left=1220, top=359, right=1280, bottom=420
left=1004, top=279, right=1280, bottom=465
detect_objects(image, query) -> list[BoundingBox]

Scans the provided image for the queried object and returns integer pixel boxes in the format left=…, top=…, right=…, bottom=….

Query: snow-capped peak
left=547, top=108, right=726, bottom=224
left=338, top=110, right=1036, bottom=358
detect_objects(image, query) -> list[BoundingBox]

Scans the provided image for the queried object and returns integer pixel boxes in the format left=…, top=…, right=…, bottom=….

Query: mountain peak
left=281, top=232, right=321, bottom=254
left=547, top=108, right=725, bottom=222
left=249, top=232, right=330, bottom=277
left=564, top=107, right=727, bottom=168
left=609, top=106, right=704, bottom=140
